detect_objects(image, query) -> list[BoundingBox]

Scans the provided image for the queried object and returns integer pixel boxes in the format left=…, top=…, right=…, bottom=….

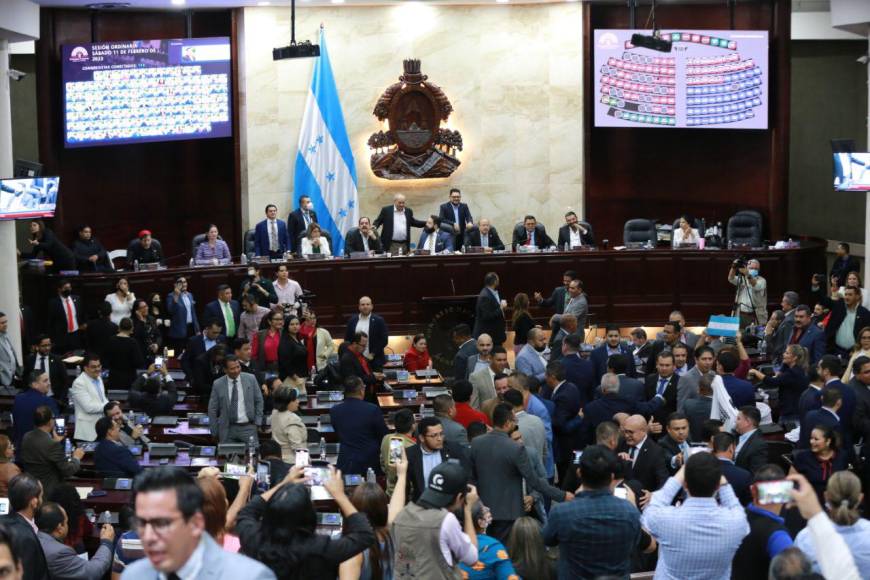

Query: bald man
left=344, top=296, right=389, bottom=371
left=373, top=193, right=426, bottom=255
left=464, top=218, right=505, bottom=252
left=465, top=334, right=494, bottom=379
left=618, top=414, right=669, bottom=497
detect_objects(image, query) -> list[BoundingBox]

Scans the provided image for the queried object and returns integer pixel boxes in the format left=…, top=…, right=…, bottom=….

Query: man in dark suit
left=339, top=332, right=380, bottom=398
left=618, top=414, right=669, bottom=495
left=812, top=284, right=870, bottom=356
left=405, top=417, right=469, bottom=501
left=287, top=195, right=318, bottom=255
left=769, top=292, right=798, bottom=362
left=416, top=216, right=454, bottom=254
left=23, top=336, right=67, bottom=408
left=451, top=324, right=477, bottom=380
left=556, top=211, right=595, bottom=249
left=166, top=276, right=200, bottom=352
left=711, top=432, right=752, bottom=504
left=373, top=193, right=426, bottom=255
left=438, top=188, right=473, bottom=250
left=851, top=355, right=870, bottom=459
left=45, top=279, right=86, bottom=355
left=181, top=321, right=224, bottom=382
left=644, top=321, right=684, bottom=376
left=12, top=371, right=59, bottom=448
left=472, top=272, right=506, bottom=346
left=680, top=374, right=714, bottom=442
left=733, top=405, right=768, bottom=476
left=20, top=406, right=84, bottom=498
left=192, top=344, right=227, bottom=400
left=470, top=403, right=569, bottom=543
left=656, top=412, right=692, bottom=475
left=125, top=230, right=163, bottom=265
left=253, top=203, right=291, bottom=258
left=344, top=216, right=383, bottom=255
left=559, top=335, right=596, bottom=407
left=798, top=387, right=843, bottom=449
left=534, top=270, right=577, bottom=315
left=511, top=215, right=555, bottom=250
left=2, top=473, right=49, bottom=580
left=717, top=350, right=756, bottom=409
left=463, top=218, right=505, bottom=252
left=818, top=354, right=856, bottom=445
left=790, top=305, right=826, bottom=364
left=830, top=241, right=861, bottom=284
left=331, top=376, right=388, bottom=475
left=590, top=325, right=633, bottom=381
left=578, top=374, right=664, bottom=448
left=544, top=361, right=582, bottom=478
left=203, top=285, right=241, bottom=340
left=344, top=296, right=389, bottom=371
left=611, top=354, right=645, bottom=402
left=644, top=351, right=679, bottom=426
left=93, top=417, right=143, bottom=478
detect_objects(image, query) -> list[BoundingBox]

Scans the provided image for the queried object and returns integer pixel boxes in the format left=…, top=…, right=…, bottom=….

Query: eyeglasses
left=131, top=515, right=184, bottom=536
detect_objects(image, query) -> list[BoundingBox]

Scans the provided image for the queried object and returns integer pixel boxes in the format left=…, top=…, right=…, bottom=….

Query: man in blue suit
left=438, top=188, right=473, bottom=250
left=181, top=320, right=224, bottom=381
left=717, top=350, right=756, bottom=408
left=330, top=376, right=388, bottom=475
left=516, top=328, right=548, bottom=386
left=203, top=284, right=241, bottom=340
left=798, top=387, right=843, bottom=449
left=416, top=216, right=454, bottom=254
left=165, top=276, right=199, bottom=352
left=287, top=195, right=318, bottom=255
left=543, top=360, right=581, bottom=478
left=12, top=370, right=59, bottom=448
left=253, top=204, right=290, bottom=258
left=609, top=354, right=645, bottom=403
left=93, top=416, right=142, bottom=478
left=578, top=373, right=664, bottom=447
left=558, top=335, right=596, bottom=407
left=344, top=296, right=389, bottom=371
left=590, top=325, right=632, bottom=382
left=712, top=432, right=752, bottom=504
left=791, top=305, right=825, bottom=364
left=818, top=354, right=855, bottom=448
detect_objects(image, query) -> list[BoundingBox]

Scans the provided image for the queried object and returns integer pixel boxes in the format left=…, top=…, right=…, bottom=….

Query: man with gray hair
left=728, top=258, right=768, bottom=329
left=578, top=373, right=664, bottom=447
left=373, top=193, right=426, bottom=255
left=768, top=547, right=817, bottom=580
left=768, top=291, right=800, bottom=362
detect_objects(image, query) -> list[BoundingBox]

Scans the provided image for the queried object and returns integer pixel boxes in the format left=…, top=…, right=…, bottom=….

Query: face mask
left=247, top=269, right=256, bottom=277
left=60, top=289, right=71, bottom=298
left=305, top=202, right=313, bottom=211
left=748, top=269, right=758, bottom=277
left=534, top=344, right=546, bottom=353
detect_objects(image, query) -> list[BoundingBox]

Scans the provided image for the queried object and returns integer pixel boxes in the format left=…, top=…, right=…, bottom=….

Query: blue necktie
left=657, top=378, right=667, bottom=396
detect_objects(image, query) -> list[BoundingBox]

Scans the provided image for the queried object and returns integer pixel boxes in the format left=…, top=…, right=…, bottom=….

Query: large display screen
left=594, top=29, right=769, bottom=129
left=0, top=177, right=60, bottom=221
left=61, top=37, right=232, bottom=148
left=834, top=153, right=870, bottom=191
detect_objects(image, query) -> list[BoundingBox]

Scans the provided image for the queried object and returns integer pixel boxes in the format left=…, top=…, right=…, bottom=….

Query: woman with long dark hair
left=236, top=466, right=375, bottom=580
left=791, top=424, right=849, bottom=502
left=24, top=219, right=75, bottom=271
left=278, top=314, right=309, bottom=384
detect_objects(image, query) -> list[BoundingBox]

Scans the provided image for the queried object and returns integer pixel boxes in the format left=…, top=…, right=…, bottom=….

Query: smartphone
left=55, top=417, right=66, bottom=436
left=154, top=356, right=164, bottom=369
left=572, top=450, right=583, bottom=465
left=317, top=512, right=342, bottom=526
left=224, top=463, right=247, bottom=476
left=295, top=448, right=310, bottom=468
left=344, top=474, right=363, bottom=487
left=304, top=466, right=328, bottom=486
left=256, top=462, right=270, bottom=489
left=388, top=437, right=403, bottom=465
left=613, top=487, right=628, bottom=500
left=755, top=480, right=795, bottom=504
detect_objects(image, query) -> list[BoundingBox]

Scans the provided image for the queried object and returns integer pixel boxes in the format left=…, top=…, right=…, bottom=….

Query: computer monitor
left=0, top=176, right=59, bottom=220
left=13, top=160, right=43, bottom=178
left=833, top=153, right=870, bottom=191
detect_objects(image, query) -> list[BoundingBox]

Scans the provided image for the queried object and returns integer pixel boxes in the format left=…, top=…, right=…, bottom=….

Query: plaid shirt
left=542, top=488, right=640, bottom=578
left=642, top=477, right=749, bottom=580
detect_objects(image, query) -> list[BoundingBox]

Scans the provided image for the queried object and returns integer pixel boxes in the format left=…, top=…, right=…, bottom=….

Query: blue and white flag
left=293, top=29, right=358, bottom=257
left=706, top=315, right=741, bottom=337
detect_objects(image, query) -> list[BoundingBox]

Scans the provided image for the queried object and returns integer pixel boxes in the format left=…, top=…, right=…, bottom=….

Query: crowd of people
left=0, top=207, right=869, bottom=580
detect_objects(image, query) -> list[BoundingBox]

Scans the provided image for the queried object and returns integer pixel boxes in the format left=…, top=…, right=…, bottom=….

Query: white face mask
left=305, top=202, right=313, bottom=211
left=247, top=269, right=256, bottom=277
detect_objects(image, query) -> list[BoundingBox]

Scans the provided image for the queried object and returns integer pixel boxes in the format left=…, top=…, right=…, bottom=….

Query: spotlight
left=630, top=33, right=672, bottom=53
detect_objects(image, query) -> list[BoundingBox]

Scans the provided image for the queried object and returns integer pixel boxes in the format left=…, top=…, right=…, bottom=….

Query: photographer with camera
left=728, top=257, right=768, bottom=330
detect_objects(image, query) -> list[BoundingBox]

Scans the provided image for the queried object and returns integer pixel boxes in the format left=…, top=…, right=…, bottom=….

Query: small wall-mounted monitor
left=834, top=153, right=870, bottom=191
left=0, top=177, right=60, bottom=220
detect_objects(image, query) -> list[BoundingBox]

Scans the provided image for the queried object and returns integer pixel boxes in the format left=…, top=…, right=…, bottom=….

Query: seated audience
left=344, top=216, right=383, bottom=255
left=195, top=224, right=232, bottom=266
left=72, top=224, right=113, bottom=272
left=12, top=370, right=59, bottom=448
left=128, top=365, right=178, bottom=417
left=36, top=501, right=114, bottom=580
left=3, top=473, right=50, bottom=580
left=0, top=436, right=19, bottom=497
left=403, top=333, right=431, bottom=371
left=464, top=218, right=505, bottom=252
left=331, top=377, right=388, bottom=476
left=20, top=405, right=84, bottom=497
left=102, top=401, right=146, bottom=448
left=300, top=223, right=331, bottom=257
left=557, top=210, right=594, bottom=248
left=102, top=319, right=145, bottom=390
left=270, top=386, right=306, bottom=464
left=416, top=215, right=453, bottom=254
left=93, top=416, right=142, bottom=478
left=791, top=423, right=848, bottom=502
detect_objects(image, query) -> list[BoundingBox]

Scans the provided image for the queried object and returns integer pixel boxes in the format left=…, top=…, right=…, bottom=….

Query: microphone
left=450, top=278, right=456, bottom=296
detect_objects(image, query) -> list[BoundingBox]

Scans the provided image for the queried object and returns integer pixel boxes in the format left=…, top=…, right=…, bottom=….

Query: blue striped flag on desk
left=293, top=29, right=358, bottom=257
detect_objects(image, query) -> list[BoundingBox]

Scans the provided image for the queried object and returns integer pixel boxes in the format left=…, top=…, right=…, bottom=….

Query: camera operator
left=728, top=258, right=768, bottom=330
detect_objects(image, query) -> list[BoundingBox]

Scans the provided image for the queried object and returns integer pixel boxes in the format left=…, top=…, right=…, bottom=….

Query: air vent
left=84, top=3, right=132, bottom=9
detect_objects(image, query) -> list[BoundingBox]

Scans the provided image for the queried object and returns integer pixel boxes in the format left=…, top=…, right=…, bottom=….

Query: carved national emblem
left=367, top=59, right=463, bottom=180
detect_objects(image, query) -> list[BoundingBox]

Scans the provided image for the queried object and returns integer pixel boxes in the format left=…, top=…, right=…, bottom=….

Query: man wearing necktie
left=47, top=280, right=86, bottom=355
left=204, top=285, right=240, bottom=341
left=511, top=215, right=555, bottom=251
left=287, top=195, right=319, bottom=255
left=659, top=413, right=692, bottom=474
left=253, top=204, right=290, bottom=258
left=24, top=336, right=69, bottom=405
left=644, top=351, right=679, bottom=426
left=0, top=313, right=21, bottom=391
left=207, top=356, right=263, bottom=445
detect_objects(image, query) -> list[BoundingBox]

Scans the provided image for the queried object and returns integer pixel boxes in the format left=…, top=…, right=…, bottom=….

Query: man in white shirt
left=253, top=204, right=290, bottom=258
left=70, top=353, right=109, bottom=442
left=728, top=258, right=768, bottom=329
left=373, top=193, right=426, bottom=255
left=272, top=264, right=304, bottom=312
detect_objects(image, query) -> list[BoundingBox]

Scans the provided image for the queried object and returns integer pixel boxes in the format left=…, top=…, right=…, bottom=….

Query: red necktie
left=790, top=327, right=802, bottom=345
left=65, top=298, right=75, bottom=333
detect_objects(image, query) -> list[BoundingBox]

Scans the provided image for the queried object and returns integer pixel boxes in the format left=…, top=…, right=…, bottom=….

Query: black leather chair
left=343, top=227, right=360, bottom=256
left=726, top=210, right=762, bottom=247
left=243, top=229, right=256, bottom=258
left=191, top=233, right=224, bottom=259
left=623, top=219, right=657, bottom=246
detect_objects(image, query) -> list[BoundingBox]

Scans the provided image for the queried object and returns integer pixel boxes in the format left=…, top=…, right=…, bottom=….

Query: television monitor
left=61, top=37, right=232, bottom=148
left=0, top=177, right=60, bottom=220
left=834, top=153, right=870, bottom=191
left=13, top=160, right=43, bottom=178
left=594, top=29, right=769, bottom=129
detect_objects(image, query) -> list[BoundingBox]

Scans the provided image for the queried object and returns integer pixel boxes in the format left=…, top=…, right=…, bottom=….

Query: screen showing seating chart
left=833, top=153, right=870, bottom=191
left=594, top=29, right=768, bottom=129
left=0, top=177, right=60, bottom=221
left=61, top=37, right=232, bottom=148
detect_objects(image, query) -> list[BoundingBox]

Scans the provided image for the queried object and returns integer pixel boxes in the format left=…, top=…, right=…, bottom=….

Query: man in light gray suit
left=207, top=355, right=263, bottom=445
left=464, top=334, right=493, bottom=379
left=768, top=292, right=799, bottom=362
left=37, top=501, right=114, bottom=580
left=677, top=345, right=717, bottom=408
left=552, top=279, right=588, bottom=331
left=504, top=389, right=547, bottom=472
left=0, top=312, right=21, bottom=390
left=469, top=347, right=509, bottom=410
left=121, top=467, right=275, bottom=580
left=470, top=402, right=570, bottom=543
left=432, top=394, right=469, bottom=449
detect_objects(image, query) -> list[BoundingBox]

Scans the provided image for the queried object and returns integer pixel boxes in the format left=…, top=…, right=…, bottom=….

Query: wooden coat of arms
left=367, top=59, right=463, bottom=180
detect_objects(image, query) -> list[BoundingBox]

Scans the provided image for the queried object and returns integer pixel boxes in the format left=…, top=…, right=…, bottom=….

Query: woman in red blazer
left=403, top=334, right=431, bottom=371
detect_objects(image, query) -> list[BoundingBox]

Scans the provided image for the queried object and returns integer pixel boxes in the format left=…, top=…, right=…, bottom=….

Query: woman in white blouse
left=672, top=216, right=700, bottom=248
left=299, top=223, right=331, bottom=257
left=104, top=277, right=135, bottom=325
left=270, top=385, right=307, bottom=464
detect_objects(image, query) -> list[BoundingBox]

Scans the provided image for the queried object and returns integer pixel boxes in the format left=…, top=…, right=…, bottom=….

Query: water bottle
left=366, top=467, right=376, bottom=484
left=188, top=258, right=194, bottom=268
left=316, top=416, right=322, bottom=432
left=759, top=337, right=767, bottom=357
left=247, top=435, right=257, bottom=470
left=398, top=246, right=404, bottom=256
left=319, top=437, right=327, bottom=461
left=127, top=409, right=134, bottom=426
left=64, top=438, right=72, bottom=459
left=564, top=242, right=570, bottom=252
left=240, top=253, right=248, bottom=265
left=419, top=403, right=425, bottom=417
left=133, top=259, right=139, bottom=272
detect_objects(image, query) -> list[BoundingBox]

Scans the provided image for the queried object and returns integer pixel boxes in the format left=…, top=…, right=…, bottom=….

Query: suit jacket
left=339, top=349, right=376, bottom=391
left=769, top=310, right=796, bottom=362
left=0, top=334, right=20, bottom=387
left=561, top=294, right=589, bottom=331
left=253, top=218, right=290, bottom=256
left=681, top=396, right=713, bottom=442
left=539, top=285, right=569, bottom=314
left=590, top=343, right=633, bottom=382
left=722, top=375, right=756, bottom=408
left=798, top=386, right=822, bottom=423
left=621, top=437, right=669, bottom=492
left=798, top=407, right=841, bottom=449
left=38, top=531, right=113, bottom=580
left=452, top=338, right=478, bottom=380
left=438, top=202, right=473, bottom=239
left=579, top=395, right=663, bottom=448
left=20, top=429, right=80, bottom=497
left=12, top=389, right=59, bottom=448
left=69, top=373, right=108, bottom=442
left=812, top=286, right=870, bottom=351
left=165, top=291, right=200, bottom=340
left=719, top=458, right=752, bottom=505
left=734, top=430, right=768, bottom=475
left=793, top=324, right=826, bottom=365
left=416, top=229, right=453, bottom=253
left=207, top=372, right=264, bottom=442
left=344, top=229, right=383, bottom=255
left=330, top=397, right=388, bottom=475
left=470, top=430, right=565, bottom=521
left=618, top=375, right=646, bottom=403
left=511, top=223, right=555, bottom=250
left=469, top=366, right=497, bottom=411
left=72, top=237, right=112, bottom=272
left=344, top=314, right=388, bottom=371
left=373, top=205, right=425, bottom=248
left=287, top=208, right=318, bottom=254
left=657, top=434, right=690, bottom=475
left=2, top=513, right=48, bottom=580
left=852, top=378, right=870, bottom=454
left=406, top=441, right=469, bottom=501
left=436, top=415, right=469, bottom=449
left=644, top=373, right=679, bottom=425
left=644, top=340, right=685, bottom=376
left=549, top=381, right=581, bottom=463
left=472, top=287, right=506, bottom=345
left=677, top=366, right=716, bottom=409
left=203, top=299, right=241, bottom=339
left=23, top=353, right=67, bottom=403
left=46, top=295, right=86, bottom=342
left=181, top=334, right=224, bottom=381
left=121, top=533, right=276, bottom=580
left=464, top=227, right=505, bottom=251
left=560, top=353, right=596, bottom=407
left=94, top=439, right=143, bottom=478
left=556, top=224, right=595, bottom=248
left=515, top=344, right=547, bottom=385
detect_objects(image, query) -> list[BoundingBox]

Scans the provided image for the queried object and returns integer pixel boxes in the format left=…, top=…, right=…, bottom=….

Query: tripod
left=731, top=274, right=758, bottom=332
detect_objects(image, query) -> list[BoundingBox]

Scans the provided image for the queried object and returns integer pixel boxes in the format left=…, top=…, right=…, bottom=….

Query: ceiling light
left=331, top=0, right=345, bottom=3
left=171, top=0, right=185, bottom=5
left=496, top=0, right=510, bottom=4
left=258, top=0, right=271, bottom=4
